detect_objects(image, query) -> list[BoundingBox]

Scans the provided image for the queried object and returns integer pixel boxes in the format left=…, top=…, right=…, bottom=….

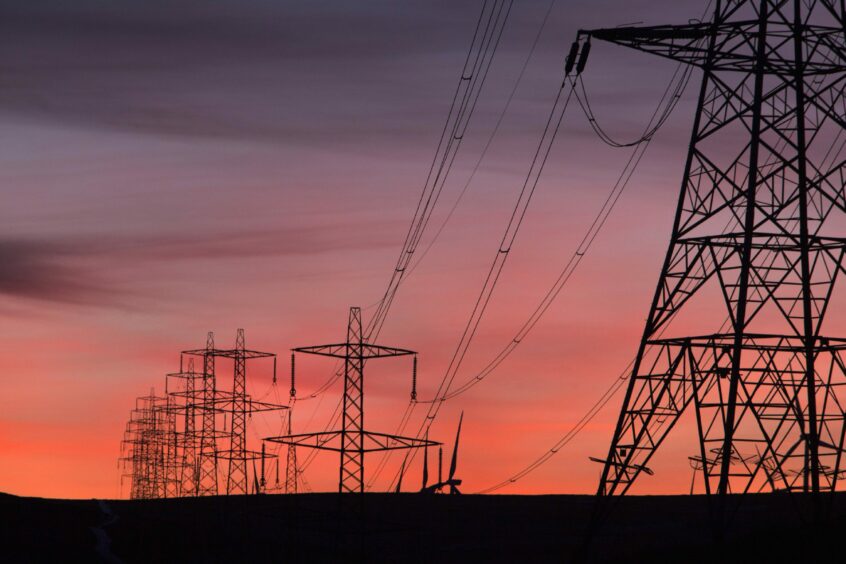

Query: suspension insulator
left=290, top=353, right=296, bottom=398
left=411, top=355, right=418, bottom=401
left=564, top=40, right=580, bottom=75
left=576, top=40, right=591, bottom=74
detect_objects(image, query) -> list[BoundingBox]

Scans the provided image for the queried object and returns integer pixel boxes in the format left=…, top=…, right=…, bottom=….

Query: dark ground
left=2, top=491, right=844, bottom=562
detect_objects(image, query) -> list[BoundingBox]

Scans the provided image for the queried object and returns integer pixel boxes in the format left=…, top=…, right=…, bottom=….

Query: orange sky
left=0, top=0, right=763, bottom=498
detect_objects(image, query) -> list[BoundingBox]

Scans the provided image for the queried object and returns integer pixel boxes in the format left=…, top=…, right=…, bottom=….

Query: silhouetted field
left=2, top=491, right=844, bottom=562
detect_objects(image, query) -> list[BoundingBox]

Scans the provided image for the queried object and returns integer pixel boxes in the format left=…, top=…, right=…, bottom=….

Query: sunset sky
left=0, top=0, right=731, bottom=498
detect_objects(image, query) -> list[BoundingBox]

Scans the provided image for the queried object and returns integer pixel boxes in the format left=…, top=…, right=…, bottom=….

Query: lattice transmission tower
left=284, top=411, right=298, bottom=494
left=182, top=329, right=285, bottom=495
left=197, top=332, right=219, bottom=496
left=579, top=0, right=846, bottom=502
left=267, top=307, right=438, bottom=493
left=167, top=358, right=203, bottom=496
left=120, top=331, right=287, bottom=499
left=119, top=390, right=178, bottom=500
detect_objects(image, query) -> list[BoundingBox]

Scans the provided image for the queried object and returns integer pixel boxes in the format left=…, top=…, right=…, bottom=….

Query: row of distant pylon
left=118, top=330, right=300, bottom=499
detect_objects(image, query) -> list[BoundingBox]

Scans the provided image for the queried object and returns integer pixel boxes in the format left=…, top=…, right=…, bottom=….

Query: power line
left=378, top=41, right=697, bottom=491
left=291, top=0, right=515, bottom=408
left=435, top=61, right=696, bottom=401
left=410, top=37, right=693, bottom=421
left=382, top=74, right=577, bottom=491
left=367, top=0, right=515, bottom=341
left=366, top=0, right=561, bottom=490
left=405, top=0, right=561, bottom=278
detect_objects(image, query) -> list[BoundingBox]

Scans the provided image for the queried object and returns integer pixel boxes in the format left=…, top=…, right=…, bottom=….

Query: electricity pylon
left=170, top=358, right=202, bottom=497
left=266, top=307, right=438, bottom=493
left=119, top=390, right=175, bottom=500
left=284, top=411, right=298, bottom=494
left=197, top=332, right=219, bottom=496
left=581, top=0, right=846, bottom=508
left=182, top=330, right=286, bottom=496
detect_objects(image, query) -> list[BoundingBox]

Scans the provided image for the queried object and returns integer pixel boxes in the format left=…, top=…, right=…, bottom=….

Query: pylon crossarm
left=176, top=391, right=233, bottom=412
left=359, top=344, right=416, bottom=358
left=181, top=347, right=273, bottom=359
left=266, top=430, right=439, bottom=453
left=585, top=23, right=712, bottom=67
left=583, top=22, right=846, bottom=74
left=293, top=343, right=415, bottom=359
left=247, top=400, right=289, bottom=413
left=358, top=431, right=440, bottom=452
left=181, top=347, right=230, bottom=357
left=218, top=349, right=275, bottom=360
left=265, top=430, right=343, bottom=451
left=195, top=397, right=287, bottom=414
left=648, top=333, right=846, bottom=351
left=215, top=448, right=277, bottom=461
left=291, top=344, right=347, bottom=358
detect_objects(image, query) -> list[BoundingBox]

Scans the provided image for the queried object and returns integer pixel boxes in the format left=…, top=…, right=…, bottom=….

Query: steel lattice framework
left=197, top=332, right=219, bottom=496
left=120, top=331, right=286, bottom=499
left=120, top=391, right=179, bottom=500
left=266, top=307, right=438, bottom=493
left=182, top=330, right=284, bottom=496
left=172, top=359, right=201, bottom=496
left=585, top=0, right=846, bottom=501
left=228, top=329, right=250, bottom=494
left=284, top=411, right=298, bottom=494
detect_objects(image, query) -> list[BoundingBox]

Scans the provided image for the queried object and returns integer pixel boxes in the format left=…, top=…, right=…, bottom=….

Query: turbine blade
left=396, top=458, right=405, bottom=493
left=422, top=432, right=429, bottom=489
left=449, top=411, right=464, bottom=481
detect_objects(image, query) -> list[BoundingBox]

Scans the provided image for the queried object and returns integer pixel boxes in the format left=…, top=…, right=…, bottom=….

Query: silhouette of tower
left=167, top=358, right=204, bottom=497
left=161, top=393, right=180, bottom=498
left=227, top=329, right=249, bottom=494
left=183, top=330, right=282, bottom=496
left=120, top=332, right=286, bottom=499
left=197, top=332, right=219, bottom=496
left=267, top=307, right=438, bottom=493
left=284, top=411, right=298, bottom=494
left=120, top=390, right=173, bottom=500
left=582, top=1, right=846, bottom=505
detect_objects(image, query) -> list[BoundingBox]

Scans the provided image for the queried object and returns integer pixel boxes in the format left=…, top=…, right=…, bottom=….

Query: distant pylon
left=197, top=332, right=218, bottom=496
left=178, top=358, right=199, bottom=496
left=120, top=390, right=174, bottom=500
left=120, top=331, right=286, bottom=499
left=186, top=330, right=283, bottom=496
left=266, top=306, right=439, bottom=493
left=227, top=329, right=249, bottom=494
left=284, top=410, right=298, bottom=494
left=341, top=307, right=366, bottom=490
left=162, top=392, right=180, bottom=498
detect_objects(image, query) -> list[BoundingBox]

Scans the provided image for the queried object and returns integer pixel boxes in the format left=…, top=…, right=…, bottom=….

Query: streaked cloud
left=0, top=220, right=401, bottom=305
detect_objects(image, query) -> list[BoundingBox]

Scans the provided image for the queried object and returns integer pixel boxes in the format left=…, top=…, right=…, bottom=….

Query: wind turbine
left=421, top=412, right=463, bottom=494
